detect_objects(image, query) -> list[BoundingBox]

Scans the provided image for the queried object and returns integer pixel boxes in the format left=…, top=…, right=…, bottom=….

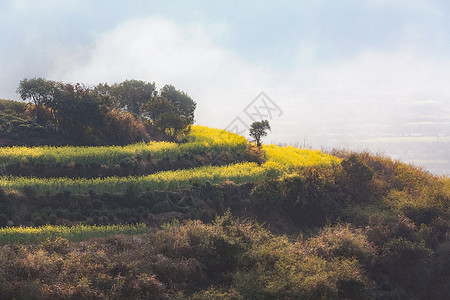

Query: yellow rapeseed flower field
left=0, top=162, right=266, bottom=194
left=0, top=142, right=177, bottom=165
left=0, top=125, right=247, bottom=166
left=0, top=126, right=340, bottom=195
left=262, top=144, right=341, bottom=171
left=188, top=125, right=248, bottom=149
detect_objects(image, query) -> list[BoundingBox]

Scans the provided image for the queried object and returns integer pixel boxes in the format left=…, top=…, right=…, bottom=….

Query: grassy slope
left=0, top=124, right=448, bottom=299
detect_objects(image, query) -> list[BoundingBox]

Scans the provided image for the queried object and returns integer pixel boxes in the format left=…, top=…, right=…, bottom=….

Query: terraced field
left=0, top=125, right=247, bottom=166
left=0, top=125, right=339, bottom=195
left=0, top=125, right=341, bottom=243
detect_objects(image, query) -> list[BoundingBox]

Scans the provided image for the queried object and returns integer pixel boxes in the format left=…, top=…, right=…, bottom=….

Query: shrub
left=340, top=154, right=375, bottom=202
left=24, top=103, right=56, bottom=128
left=124, top=273, right=169, bottom=300
left=41, top=237, right=71, bottom=255
left=385, top=178, right=449, bottom=225
left=379, top=237, right=432, bottom=293
left=306, top=224, right=377, bottom=267
left=284, top=169, right=344, bottom=226
left=236, top=235, right=371, bottom=299
left=250, top=177, right=282, bottom=208
left=104, top=109, right=150, bottom=145
left=381, top=238, right=432, bottom=268
left=342, top=154, right=374, bottom=183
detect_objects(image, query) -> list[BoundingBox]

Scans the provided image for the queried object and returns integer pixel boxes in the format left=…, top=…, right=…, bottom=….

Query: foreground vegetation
left=1, top=211, right=449, bottom=299
left=0, top=214, right=375, bottom=299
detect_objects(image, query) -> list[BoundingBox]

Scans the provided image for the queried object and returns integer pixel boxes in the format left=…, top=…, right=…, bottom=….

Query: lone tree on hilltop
left=249, top=120, right=271, bottom=147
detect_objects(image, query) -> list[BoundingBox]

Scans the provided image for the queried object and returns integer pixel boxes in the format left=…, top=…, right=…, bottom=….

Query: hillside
left=0, top=107, right=449, bottom=298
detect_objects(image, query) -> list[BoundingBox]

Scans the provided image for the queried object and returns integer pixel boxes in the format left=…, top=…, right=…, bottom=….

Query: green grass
left=0, top=125, right=248, bottom=167
left=0, top=223, right=149, bottom=245
left=0, top=144, right=341, bottom=195
left=0, top=162, right=267, bottom=194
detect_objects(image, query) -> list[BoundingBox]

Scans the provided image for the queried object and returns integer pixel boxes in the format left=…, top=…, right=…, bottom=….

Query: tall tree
left=17, top=78, right=57, bottom=106
left=17, top=78, right=110, bottom=140
left=249, top=120, right=271, bottom=147
left=160, top=84, right=196, bottom=123
left=141, top=85, right=197, bottom=140
left=141, top=97, right=187, bottom=140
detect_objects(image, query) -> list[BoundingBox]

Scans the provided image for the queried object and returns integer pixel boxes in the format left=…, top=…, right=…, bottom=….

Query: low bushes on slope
left=0, top=213, right=372, bottom=299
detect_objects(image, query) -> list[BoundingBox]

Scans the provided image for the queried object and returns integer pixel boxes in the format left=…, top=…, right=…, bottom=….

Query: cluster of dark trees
left=17, top=78, right=196, bottom=144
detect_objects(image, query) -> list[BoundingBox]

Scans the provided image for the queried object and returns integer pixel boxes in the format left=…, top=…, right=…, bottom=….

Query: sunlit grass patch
left=0, top=162, right=267, bottom=194
left=0, top=223, right=149, bottom=244
left=0, top=125, right=248, bottom=167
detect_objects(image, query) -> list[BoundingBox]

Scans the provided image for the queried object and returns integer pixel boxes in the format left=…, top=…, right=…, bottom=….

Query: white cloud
left=51, top=17, right=275, bottom=124
left=51, top=18, right=267, bottom=88
left=50, top=16, right=450, bottom=150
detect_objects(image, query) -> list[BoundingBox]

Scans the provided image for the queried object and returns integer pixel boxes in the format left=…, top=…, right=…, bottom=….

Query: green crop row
left=0, top=145, right=340, bottom=195
left=0, top=162, right=267, bottom=194
left=0, top=223, right=148, bottom=245
left=0, top=125, right=247, bottom=166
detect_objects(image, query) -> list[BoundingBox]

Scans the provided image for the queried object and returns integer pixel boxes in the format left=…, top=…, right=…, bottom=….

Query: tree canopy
left=249, top=120, right=271, bottom=147
left=141, top=85, right=196, bottom=139
left=105, top=80, right=156, bottom=115
left=16, top=78, right=196, bottom=144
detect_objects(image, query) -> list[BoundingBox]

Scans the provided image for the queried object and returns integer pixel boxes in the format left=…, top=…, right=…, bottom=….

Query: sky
left=1, top=0, right=450, bottom=173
